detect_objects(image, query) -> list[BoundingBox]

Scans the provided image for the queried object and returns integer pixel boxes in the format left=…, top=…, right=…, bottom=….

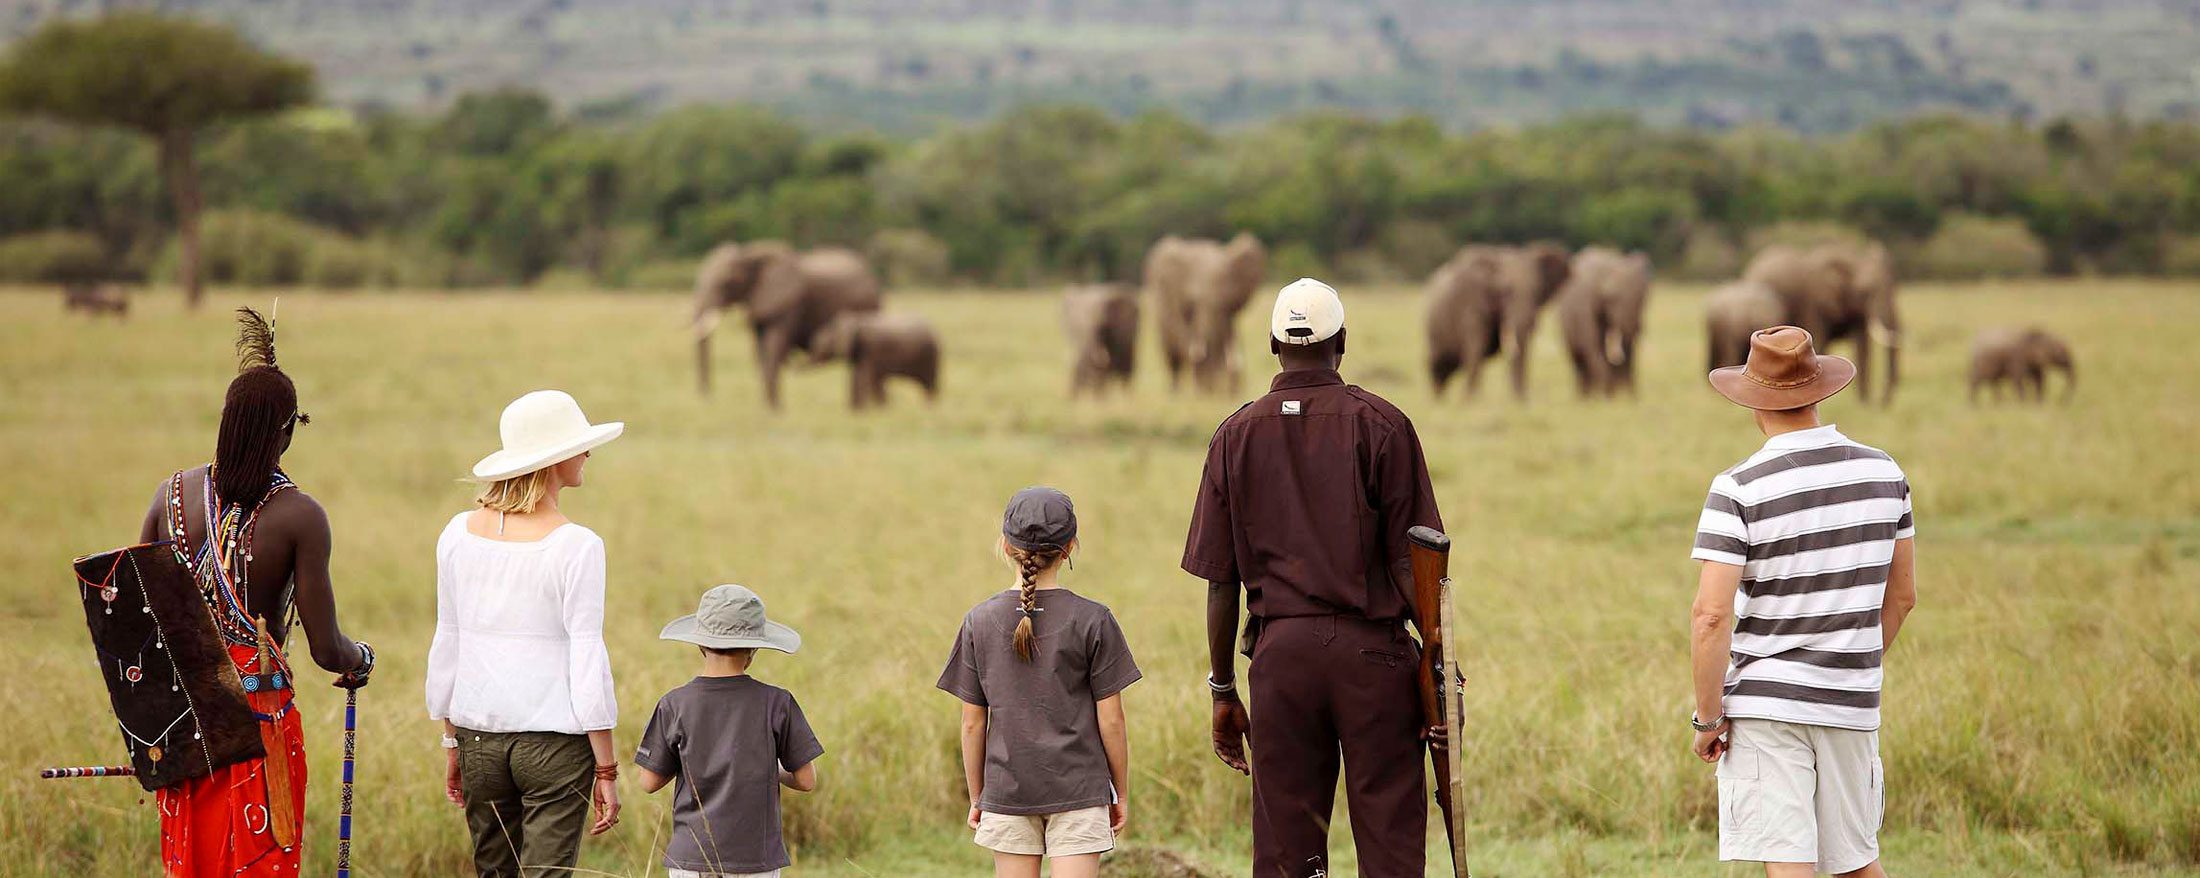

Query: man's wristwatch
left=1690, top=713, right=1726, bottom=733
left=1206, top=673, right=1238, bottom=699
left=440, top=734, right=461, bottom=750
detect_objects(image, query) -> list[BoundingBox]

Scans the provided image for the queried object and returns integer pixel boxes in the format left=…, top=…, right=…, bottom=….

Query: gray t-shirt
left=936, top=588, right=1142, bottom=816
left=634, top=675, right=824, bottom=874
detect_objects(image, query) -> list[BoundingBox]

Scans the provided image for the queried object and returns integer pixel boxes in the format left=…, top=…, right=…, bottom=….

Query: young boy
left=637, top=584, right=825, bottom=878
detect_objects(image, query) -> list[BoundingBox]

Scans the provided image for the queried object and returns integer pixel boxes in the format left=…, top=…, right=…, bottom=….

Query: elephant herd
left=1423, top=242, right=1654, bottom=400
left=688, top=235, right=2073, bottom=411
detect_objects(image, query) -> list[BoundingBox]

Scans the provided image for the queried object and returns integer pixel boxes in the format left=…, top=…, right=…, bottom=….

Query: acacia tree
left=0, top=12, right=311, bottom=305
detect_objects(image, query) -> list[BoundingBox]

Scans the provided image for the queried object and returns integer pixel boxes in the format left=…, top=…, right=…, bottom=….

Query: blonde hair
left=1004, top=542, right=1068, bottom=662
left=474, top=468, right=555, bottom=513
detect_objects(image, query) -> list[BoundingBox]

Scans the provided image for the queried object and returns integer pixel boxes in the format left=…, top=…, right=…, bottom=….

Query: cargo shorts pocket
left=1869, top=756, right=1885, bottom=835
left=1716, top=748, right=1762, bottom=839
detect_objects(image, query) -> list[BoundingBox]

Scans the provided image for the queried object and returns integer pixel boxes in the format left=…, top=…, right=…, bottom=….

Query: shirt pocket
left=1716, top=747, right=1761, bottom=836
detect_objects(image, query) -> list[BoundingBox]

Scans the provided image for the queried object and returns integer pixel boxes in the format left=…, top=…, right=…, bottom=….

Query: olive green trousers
left=455, top=728, right=594, bottom=877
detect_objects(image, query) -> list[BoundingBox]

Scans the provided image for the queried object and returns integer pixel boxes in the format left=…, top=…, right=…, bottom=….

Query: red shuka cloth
left=157, top=644, right=306, bottom=877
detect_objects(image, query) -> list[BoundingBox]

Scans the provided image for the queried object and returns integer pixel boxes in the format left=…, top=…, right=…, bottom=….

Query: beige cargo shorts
left=1719, top=718, right=1884, bottom=874
left=973, top=805, right=1115, bottom=857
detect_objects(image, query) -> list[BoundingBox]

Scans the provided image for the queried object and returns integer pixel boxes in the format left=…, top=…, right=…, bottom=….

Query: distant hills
left=5, top=0, right=2198, bottom=131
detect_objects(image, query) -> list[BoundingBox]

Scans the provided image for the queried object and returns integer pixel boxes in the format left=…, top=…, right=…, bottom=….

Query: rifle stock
left=1406, top=525, right=1461, bottom=874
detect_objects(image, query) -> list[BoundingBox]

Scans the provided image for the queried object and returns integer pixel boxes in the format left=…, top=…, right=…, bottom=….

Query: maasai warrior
left=136, top=308, right=375, bottom=877
left=1182, top=279, right=1446, bottom=878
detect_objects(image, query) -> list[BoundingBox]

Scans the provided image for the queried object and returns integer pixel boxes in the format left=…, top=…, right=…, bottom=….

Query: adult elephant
left=1704, top=281, right=1786, bottom=372
left=1970, top=326, right=2074, bottom=404
left=1555, top=247, right=1653, bottom=398
left=811, top=311, right=941, bottom=410
left=692, top=241, right=883, bottom=408
left=1425, top=242, right=1572, bottom=400
left=1143, top=233, right=1267, bottom=394
left=1062, top=283, right=1140, bottom=397
left=1741, top=242, right=1902, bottom=405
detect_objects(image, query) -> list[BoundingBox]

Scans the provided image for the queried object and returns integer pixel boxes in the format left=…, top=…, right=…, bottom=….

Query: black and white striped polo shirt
left=1693, top=424, right=1914, bottom=731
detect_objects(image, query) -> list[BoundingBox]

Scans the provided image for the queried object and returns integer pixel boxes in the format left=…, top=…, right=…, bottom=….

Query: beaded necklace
left=169, top=466, right=296, bottom=657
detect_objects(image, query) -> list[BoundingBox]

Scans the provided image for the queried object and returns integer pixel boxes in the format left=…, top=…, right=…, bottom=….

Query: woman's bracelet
left=592, top=762, right=619, bottom=782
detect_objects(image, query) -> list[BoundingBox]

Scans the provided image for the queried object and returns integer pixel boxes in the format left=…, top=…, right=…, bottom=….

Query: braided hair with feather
left=216, top=307, right=308, bottom=508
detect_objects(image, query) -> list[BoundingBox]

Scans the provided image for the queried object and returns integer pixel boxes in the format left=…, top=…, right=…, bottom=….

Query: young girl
left=937, top=487, right=1140, bottom=878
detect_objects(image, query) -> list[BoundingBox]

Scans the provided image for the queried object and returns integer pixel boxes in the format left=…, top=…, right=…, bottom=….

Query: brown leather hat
left=1709, top=326, right=1855, bottom=410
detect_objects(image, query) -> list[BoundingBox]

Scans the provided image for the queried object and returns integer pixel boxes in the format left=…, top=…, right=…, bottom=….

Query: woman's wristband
left=592, top=762, right=619, bottom=782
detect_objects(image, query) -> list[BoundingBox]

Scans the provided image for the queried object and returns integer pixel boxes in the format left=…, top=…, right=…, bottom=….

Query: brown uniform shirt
left=1181, top=368, right=1444, bottom=622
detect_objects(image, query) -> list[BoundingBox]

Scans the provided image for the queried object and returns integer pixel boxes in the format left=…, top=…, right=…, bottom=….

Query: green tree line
left=5, top=21, right=2200, bottom=291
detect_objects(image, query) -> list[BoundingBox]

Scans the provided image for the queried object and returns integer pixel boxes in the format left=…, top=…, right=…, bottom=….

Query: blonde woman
left=425, top=390, right=625, bottom=877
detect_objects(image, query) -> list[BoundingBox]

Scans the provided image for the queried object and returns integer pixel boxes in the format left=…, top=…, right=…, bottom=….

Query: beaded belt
left=240, top=671, right=289, bottom=694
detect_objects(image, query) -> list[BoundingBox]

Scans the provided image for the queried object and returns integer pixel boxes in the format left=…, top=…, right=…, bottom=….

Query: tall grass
left=1, top=280, right=2195, bottom=876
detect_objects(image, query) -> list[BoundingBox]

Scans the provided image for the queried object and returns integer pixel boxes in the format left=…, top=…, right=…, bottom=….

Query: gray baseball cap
left=1002, top=486, right=1077, bottom=551
left=659, top=584, right=801, bottom=653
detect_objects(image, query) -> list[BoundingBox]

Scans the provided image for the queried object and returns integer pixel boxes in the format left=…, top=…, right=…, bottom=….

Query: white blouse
left=425, top=513, right=618, bottom=734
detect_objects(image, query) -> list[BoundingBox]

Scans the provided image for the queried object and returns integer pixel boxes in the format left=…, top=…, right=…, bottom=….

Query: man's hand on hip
left=1212, top=695, right=1251, bottom=774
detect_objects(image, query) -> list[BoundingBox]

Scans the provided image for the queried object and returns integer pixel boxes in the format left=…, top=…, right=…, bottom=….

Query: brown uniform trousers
left=1249, top=615, right=1427, bottom=878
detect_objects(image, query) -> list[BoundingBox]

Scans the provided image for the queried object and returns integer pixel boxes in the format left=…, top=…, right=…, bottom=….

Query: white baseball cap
left=1270, top=277, right=1345, bottom=345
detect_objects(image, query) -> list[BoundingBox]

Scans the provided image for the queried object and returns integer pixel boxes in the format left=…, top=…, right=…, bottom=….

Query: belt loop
left=1317, top=615, right=1336, bottom=646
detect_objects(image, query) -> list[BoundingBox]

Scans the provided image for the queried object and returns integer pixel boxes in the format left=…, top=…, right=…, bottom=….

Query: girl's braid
left=1010, top=544, right=1064, bottom=662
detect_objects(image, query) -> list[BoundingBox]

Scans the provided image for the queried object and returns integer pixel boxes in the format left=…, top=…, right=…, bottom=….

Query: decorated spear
left=38, top=765, right=137, bottom=779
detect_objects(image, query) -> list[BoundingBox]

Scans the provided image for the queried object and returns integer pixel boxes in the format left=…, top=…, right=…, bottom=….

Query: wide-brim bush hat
left=660, top=584, right=802, bottom=653
left=470, top=390, right=624, bottom=481
left=1709, top=326, right=1856, bottom=411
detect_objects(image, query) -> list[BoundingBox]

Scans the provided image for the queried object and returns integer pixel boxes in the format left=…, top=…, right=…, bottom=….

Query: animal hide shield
left=73, top=543, right=263, bottom=792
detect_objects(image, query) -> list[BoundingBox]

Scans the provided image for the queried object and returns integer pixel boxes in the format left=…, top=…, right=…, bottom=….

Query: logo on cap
left=1288, top=309, right=1306, bottom=321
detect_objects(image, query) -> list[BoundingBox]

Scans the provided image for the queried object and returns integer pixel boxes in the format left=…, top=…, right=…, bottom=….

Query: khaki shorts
left=973, top=806, right=1114, bottom=857
left=1719, top=718, right=1884, bottom=874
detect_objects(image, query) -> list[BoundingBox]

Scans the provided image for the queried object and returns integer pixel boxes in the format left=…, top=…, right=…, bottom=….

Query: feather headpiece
left=234, top=306, right=279, bottom=372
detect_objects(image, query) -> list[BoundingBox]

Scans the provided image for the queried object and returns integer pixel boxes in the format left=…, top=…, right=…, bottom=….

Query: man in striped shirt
left=1690, top=326, right=1919, bottom=878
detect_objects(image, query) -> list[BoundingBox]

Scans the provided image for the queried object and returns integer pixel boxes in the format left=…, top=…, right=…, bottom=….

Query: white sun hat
left=470, top=390, right=625, bottom=481
left=1270, top=277, right=1346, bottom=345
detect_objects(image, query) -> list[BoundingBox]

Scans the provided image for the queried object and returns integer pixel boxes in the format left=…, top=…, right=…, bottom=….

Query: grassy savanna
left=2, top=280, right=2196, bottom=876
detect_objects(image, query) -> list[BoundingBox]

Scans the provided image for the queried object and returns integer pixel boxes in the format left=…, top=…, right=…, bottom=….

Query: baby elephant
left=813, top=311, right=941, bottom=410
left=1062, top=283, right=1140, bottom=397
left=1970, top=326, right=2073, bottom=404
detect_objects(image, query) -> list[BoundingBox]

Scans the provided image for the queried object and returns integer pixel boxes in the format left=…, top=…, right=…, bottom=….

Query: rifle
left=1409, top=525, right=1468, bottom=877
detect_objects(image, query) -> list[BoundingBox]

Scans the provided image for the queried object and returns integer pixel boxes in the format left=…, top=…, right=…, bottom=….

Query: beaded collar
left=168, top=466, right=296, bottom=650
